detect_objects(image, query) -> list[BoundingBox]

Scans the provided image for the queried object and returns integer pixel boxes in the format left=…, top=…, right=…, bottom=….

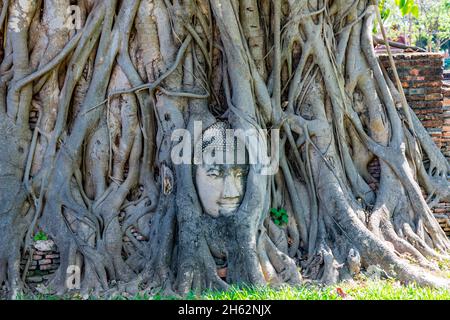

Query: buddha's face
left=195, top=161, right=248, bottom=218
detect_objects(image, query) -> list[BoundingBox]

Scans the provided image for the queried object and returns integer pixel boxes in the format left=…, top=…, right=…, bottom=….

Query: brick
left=45, top=254, right=59, bottom=259
left=421, top=120, right=443, bottom=127
left=401, top=76, right=426, bottom=81
left=411, top=81, right=442, bottom=88
left=406, top=88, right=426, bottom=95
left=39, top=264, right=54, bottom=271
left=425, top=93, right=443, bottom=101
left=217, top=267, right=227, bottom=278
left=38, top=259, right=52, bottom=265
left=414, top=108, right=442, bottom=115
left=410, top=68, right=420, bottom=76
left=410, top=101, right=443, bottom=108
left=426, top=87, right=442, bottom=94
left=406, top=94, right=426, bottom=101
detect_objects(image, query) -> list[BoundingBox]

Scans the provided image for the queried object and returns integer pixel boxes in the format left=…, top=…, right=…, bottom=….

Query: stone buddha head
left=194, top=122, right=249, bottom=218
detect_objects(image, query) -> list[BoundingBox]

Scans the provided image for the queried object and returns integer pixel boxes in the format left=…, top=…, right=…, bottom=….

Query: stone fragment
left=34, top=240, right=55, bottom=252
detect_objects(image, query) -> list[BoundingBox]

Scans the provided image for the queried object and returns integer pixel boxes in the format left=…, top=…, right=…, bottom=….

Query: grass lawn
left=16, top=279, right=450, bottom=300
left=199, top=280, right=450, bottom=300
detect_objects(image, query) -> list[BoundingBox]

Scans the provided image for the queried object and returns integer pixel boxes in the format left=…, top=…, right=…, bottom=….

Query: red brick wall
left=378, top=52, right=450, bottom=236
left=378, top=53, right=444, bottom=148
left=443, top=87, right=450, bottom=159
left=21, top=248, right=60, bottom=285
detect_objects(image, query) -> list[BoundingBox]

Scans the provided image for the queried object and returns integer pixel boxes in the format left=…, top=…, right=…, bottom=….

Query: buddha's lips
left=218, top=200, right=240, bottom=208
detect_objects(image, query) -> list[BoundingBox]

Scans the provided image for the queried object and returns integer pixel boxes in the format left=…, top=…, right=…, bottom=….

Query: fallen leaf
left=336, top=287, right=347, bottom=298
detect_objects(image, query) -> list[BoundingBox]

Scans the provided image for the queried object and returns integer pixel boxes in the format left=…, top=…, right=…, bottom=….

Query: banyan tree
left=0, top=0, right=449, bottom=299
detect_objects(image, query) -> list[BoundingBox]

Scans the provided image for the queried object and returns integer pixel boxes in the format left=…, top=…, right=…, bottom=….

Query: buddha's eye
left=207, top=169, right=222, bottom=178
left=234, top=169, right=247, bottom=178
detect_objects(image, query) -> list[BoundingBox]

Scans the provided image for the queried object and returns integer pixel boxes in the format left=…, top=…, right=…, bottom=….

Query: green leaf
left=279, top=208, right=286, bottom=215
left=270, top=208, right=278, bottom=215
left=282, top=215, right=289, bottom=224
left=411, top=4, right=419, bottom=18
left=381, top=7, right=391, bottom=20
left=33, top=231, right=48, bottom=241
left=401, top=4, right=408, bottom=16
left=274, top=220, right=281, bottom=226
left=445, top=0, right=450, bottom=9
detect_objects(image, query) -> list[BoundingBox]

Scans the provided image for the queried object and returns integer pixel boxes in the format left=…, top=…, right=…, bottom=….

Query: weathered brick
left=45, top=254, right=60, bottom=259
left=421, top=120, right=443, bottom=127
left=38, top=259, right=52, bottom=265
left=409, top=68, right=420, bottom=76
left=39, top=264, right=54, bottom=271
left=425, top=93, right=443, bottom=101
left=409, top=101, right=443, bottom=108
left=411, top=81, right=442, bottom=88
left=426, top=87, right=442, bottom=94
left=414, top=108, right=442, bottom=115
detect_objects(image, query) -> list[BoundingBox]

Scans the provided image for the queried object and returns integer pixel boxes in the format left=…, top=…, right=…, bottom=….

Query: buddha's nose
left=222, top=174, right=241, bottom=199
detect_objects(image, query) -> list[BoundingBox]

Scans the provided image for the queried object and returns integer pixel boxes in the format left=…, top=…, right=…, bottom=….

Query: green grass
left=14, top=279, right=450, bottom=300
left=199, top=280, right=450, bottom=300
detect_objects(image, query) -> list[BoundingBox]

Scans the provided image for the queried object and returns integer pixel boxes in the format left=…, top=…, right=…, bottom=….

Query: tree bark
left=0, top=0, right=449, bottom=299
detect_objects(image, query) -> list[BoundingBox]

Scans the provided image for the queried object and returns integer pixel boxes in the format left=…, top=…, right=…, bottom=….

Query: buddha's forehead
left=199, top=162, right=249, bottom=172
left=201, top=145, right=248, bottom=164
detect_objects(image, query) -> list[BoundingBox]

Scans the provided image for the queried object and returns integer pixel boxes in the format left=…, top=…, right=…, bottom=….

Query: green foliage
left=202, top=284, right=337, bottom=300
left=445, top=0, right=450, bottom=9
left=375, top=0, right=418, bottom=33
left=16, top=293, right=62, bottom=300
left=395, top=0, right=420, bottom=18
left=378, top=0, right=419, bottom=23
left=379, top=0, right=392, bottom=21
left=415, top=0, right=450, bottom=51
left=33, top=231, right=48, bottom=242
left=377, top=0, right=450, bottom=51
left=270, top=207, right=288, bottom=226
left=201, top=280, right=450, bottom=300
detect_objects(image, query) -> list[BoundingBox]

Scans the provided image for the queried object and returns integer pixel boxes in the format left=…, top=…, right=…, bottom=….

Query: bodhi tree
left=0, top=0, right=449, bottom=298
